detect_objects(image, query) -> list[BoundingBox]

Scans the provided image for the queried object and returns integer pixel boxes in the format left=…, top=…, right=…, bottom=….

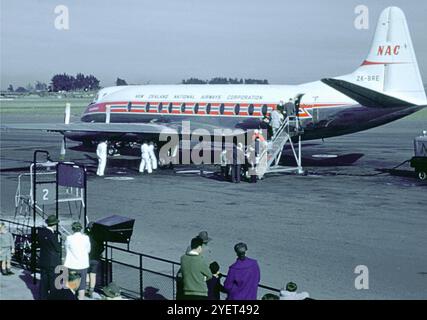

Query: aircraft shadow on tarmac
left=7, top=148, right=421, bottom=182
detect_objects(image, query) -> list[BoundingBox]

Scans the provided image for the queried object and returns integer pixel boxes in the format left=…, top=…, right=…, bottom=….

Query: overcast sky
left=1, top=0, right=426, bottom=89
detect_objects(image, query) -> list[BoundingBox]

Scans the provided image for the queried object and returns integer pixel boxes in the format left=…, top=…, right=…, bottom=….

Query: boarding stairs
left=14, top=163, right=83, bottom=235
left=255, top=115, right=304, bottom=179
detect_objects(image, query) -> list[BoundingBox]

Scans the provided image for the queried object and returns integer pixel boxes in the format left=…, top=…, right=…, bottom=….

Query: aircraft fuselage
left=73, top=81, right=422, bottom=144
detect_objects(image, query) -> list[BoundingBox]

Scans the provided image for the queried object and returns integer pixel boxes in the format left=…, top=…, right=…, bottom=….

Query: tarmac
left=0, top=267, right=38, bottom=300
left=1, top=111, right=427, bottom=300
left=0, top=266, right=105, bottom=300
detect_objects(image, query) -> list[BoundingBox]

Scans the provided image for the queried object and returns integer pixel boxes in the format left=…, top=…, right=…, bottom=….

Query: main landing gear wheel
left=418, top=171, right=427, bottom=181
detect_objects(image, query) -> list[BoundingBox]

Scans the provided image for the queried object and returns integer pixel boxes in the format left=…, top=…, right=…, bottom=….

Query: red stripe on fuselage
left=86, top=101, right=352, bottom=118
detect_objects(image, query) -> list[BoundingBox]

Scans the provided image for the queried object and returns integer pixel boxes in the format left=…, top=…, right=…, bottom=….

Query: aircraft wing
left=1, top=121, right=245, bottom=136
left=1, top=122, right=175, bottom=134
left=321, top=78, right=417, bottom=108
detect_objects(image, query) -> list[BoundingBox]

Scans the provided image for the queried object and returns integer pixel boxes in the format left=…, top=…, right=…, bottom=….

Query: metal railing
left=1, top=218, right=280, bottom=300
left=0, top=218, right=38, bottom=271
left=0, top=218, right=65, bottom=277
left=102, top=243, right=180, bottom=300
left=102, top=243, right=280, bottom=300
left=15, top=171, right=85, bottom=221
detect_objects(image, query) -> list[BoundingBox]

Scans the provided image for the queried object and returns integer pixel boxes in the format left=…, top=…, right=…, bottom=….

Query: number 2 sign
left=35, top=183, right=56, bottom=205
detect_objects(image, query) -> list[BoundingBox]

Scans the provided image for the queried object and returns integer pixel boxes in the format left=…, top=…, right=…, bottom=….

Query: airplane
left=3, top=7, right=426, bottom=166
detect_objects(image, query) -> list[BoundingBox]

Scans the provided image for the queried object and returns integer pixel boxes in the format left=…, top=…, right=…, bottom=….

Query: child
left=206, top=261, right=226, bottom=300
left=0, top=223, right=15, bottom=275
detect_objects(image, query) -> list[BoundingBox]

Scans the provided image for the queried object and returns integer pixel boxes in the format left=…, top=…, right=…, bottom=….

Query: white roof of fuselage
left=97, top=83, right=315, bottom=103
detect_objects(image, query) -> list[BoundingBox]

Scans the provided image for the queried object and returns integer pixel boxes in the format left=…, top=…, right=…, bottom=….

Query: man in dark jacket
left=224, top=242, right=260, bottom=300
left=231, top=143, right=243, bottom=183
left=37, top=215, right=62, bottom=300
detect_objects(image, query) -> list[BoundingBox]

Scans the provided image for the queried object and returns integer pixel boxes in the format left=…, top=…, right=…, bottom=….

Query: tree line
left=50, top=73, right=100, bottom=92
left=7, top=81, right=48, bottom=93
left=6, top=73, right=101, bottom=93
left=5, top=75, right=270, bottom=93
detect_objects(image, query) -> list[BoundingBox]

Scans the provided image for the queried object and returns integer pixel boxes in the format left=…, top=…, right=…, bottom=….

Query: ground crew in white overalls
left=96, top=140, right=108, bottom=176
left=148, top=141, right=158, bottom=170
left=139, top=141, right=152, bottom=174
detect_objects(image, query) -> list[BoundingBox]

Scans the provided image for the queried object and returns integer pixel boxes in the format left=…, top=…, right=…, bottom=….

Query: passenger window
left=145, top=102, right=150, bottom=113
left=261, top=104, right=268, bottom=116
left=127, top=102, right=132, bottom=112
left=219, top=103, right=225, bottom=115
left=168, top=102, right=173, bottom=113
left=206, top=103, right=211, bottom=114
left=158, top=102, right=163, bottom=113
left=248, top=104, right=254, bottom=115
left=235, top=104, right=240, bottom=115
left=181, top=103, right=186, bottom=113
left=194, top=103, right=199, bottom=114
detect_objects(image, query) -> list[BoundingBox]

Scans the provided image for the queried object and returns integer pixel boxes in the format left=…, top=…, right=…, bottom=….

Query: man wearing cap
left=37, top=215, right=62, bottom=300
left=180, top=237, right=212, bottom=300
left=186, top=231, right=213, bottom=263
left=224, top=242, right=260, bottom=300
left=64, top=221, right=91, bottom=300
left=279, top=282, right=310, bottom=300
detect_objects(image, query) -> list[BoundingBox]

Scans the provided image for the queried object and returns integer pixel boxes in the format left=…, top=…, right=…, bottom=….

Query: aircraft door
left=310, top=96, right=320, bottom=123
left=294, top=93, right=305, bottom=117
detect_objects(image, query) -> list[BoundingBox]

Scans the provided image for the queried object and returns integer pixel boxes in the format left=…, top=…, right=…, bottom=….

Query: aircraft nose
left=82, top=103, right=102, bottom=118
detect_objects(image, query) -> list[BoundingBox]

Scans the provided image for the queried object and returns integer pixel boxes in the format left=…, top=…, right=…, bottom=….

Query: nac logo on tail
left=377, top=45, right=400, bottom=56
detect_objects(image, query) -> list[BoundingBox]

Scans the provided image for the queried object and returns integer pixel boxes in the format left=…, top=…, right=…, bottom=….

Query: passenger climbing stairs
left=255, top=115, right=304, bottom=179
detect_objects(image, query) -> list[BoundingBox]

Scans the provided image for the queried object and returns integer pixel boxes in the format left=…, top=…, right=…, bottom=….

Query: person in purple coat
left=224, top=242, right=260, bottom=300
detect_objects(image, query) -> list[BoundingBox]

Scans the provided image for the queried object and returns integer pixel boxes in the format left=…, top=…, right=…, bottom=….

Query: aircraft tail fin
left=337, top=6, right=426, bottom=105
